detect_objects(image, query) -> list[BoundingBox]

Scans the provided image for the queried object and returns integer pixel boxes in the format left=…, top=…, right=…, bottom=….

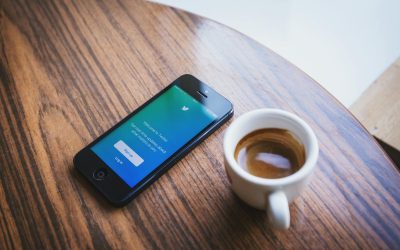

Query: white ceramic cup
left=223, top=109, right=319, bottom=229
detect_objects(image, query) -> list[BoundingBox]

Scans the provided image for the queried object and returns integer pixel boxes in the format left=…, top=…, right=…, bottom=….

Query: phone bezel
left=74, top=74, right=233, bottom=206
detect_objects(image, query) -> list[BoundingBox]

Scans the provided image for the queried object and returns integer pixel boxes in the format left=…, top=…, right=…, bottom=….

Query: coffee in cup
left=234, top=128, right=306, bottom=179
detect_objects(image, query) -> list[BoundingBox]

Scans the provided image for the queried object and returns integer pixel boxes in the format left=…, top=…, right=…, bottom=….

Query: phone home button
left=93, top=168, right=108, bottom=181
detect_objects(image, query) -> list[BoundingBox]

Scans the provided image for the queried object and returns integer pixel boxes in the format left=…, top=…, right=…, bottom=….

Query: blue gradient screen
left=91, top=85, right=217, bottom=187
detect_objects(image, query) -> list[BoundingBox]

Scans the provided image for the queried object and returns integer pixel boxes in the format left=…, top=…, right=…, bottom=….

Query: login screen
left=91, top=85, right=217, bottom=187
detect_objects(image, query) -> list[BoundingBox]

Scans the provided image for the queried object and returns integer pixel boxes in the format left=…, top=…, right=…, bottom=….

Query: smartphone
left=74, top=74, right=233, bottom=206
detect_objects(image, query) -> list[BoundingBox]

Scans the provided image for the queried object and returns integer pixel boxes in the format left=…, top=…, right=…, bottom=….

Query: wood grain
left=351, top=58, right=400, bottom=150
left=1, top=0, right=399, bottom=249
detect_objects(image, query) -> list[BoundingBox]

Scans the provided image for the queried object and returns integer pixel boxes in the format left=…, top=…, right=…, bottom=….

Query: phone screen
left=91, top=85, right=217, bottom=187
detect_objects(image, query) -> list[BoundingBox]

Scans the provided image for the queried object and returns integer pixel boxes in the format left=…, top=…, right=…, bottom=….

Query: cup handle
left=267, top=191, right=290, bottom=229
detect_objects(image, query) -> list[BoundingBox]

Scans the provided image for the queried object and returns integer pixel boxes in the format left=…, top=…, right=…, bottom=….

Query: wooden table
left=1, top=0, right=399, bottom=249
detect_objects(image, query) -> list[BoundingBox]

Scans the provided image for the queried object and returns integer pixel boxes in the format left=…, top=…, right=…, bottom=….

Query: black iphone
left=74, top=74, right=233, bottom=206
